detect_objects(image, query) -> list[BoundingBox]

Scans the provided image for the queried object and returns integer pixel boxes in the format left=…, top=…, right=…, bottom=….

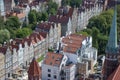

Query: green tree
left=91, top=27, right=100, bottom=49
left=61, top=0, right=82, bottom=7
left=47, top=0, right=58, bottom=15
left=0, top=16, right=5, bottom=29
left=41, top=12, right=48, bottom=21
left=16, top=28, right=32, bottom=38
left=98, top=34, right=108, bottom=54
left=5, top=16, right=21, bottom=30
left=117, top=5, right=120, bottom=40
left=0, top=29, right=10, bottom=44
left=28, top=10, right=37, bottom=24
left=70, top=0, right=82, bottom=7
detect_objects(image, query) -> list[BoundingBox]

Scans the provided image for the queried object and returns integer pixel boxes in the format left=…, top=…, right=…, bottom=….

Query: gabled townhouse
left=42, top=52, right=68, bottom=80
left=35, top=21, right=61, bottom=49
left=3, top=46, right=13, bottom=79
left=28, top=32, right=44, bottom=59
left=10, top=40, right=24, bottom=68
left=77, top=0, right=103, bottom=31
left=11, top=44, right=19, bottom=75
left=61, top=34, right=92, bottom=64
left=24, top=38, right=34, bottom=65
left=0, top=47, right=6, bottom=80
left=38, top=32, right=49, bottom=54
left=49, top=6, right=78, bottom=36
left=57, top=6, right=78, bottom=34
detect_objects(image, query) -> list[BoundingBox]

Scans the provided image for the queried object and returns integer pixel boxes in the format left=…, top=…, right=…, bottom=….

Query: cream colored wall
left=0, top=53, right=5, bottom=79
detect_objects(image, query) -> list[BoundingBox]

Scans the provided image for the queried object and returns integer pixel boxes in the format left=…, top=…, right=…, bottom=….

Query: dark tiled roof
left=0, top=47, right=7, bottom=54
left=49, top=6, right=74, bottom=24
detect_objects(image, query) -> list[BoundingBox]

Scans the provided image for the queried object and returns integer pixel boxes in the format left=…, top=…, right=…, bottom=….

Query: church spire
left=106, top=5, right=118, bottom=53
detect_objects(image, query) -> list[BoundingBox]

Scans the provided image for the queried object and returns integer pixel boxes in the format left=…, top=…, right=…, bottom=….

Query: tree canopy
left=62, top=0, right=82, bottom=7
left=78, top=9, right=115, bottom=55
left=0, top=29, right=10, bottom=44
left=47, top=0, right=58, bottom=15
left=5, top=16, right=21, bottom=30
left=16, top=28, right=32, bottom=38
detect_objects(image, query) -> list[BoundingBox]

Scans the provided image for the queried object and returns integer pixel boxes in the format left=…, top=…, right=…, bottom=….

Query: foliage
left=5, top=16, right=21, bottom=30
left=41, top=12, right=48, bottom=21
left=88, top=9, right=114, bottom=36
left=117, top=5, right=120, bottom=40
left=91, top=27, right=100, bottom=49
left=78, top=9, right=115, bottom=55
left=16, top=28, right=32, bottom=38
left=47, top=0, right=58, bottom=15
left=37, top=55, right=44, bottom=62
left=0, top=16, right=5, bottom=29
left=28, top=10, right=48, bottom=23
left=0, top=29, right=10, bottom=44
left=76, top=31, right=90, bottom=36
left=62, top=0, right=82, bottom=7
left=28, top=10, right=37, bottom=24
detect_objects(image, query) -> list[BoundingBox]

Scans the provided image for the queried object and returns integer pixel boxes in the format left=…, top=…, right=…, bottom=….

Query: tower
left=103, top=3, right=119, bottom=80
left=28, top=58, right=41, bottom=80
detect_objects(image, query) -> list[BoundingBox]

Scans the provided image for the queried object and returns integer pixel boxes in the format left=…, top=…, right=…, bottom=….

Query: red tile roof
left=39, top=32, right=47, bottom=38
left=107, top=64, right=120, bottom=80
left=49, top=6, right=74, bottom=24
left=36, top=22, right=54, bottom=31
left=0, top=47, right=7, bottom=54
left=28, top=58, right=41, bottom=76
left=43, top=52, right=63, bottom=67
left=62, top=34, right=86, bottom=53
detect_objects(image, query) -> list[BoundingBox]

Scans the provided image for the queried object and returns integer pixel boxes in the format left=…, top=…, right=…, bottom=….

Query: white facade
left=82, top=47, right=98, bottom=66
left=62, top=64, right=76, bottom=80
left=18, top=44, right=24, bottom=67
left=77, top=3, right=103, bottom=31
left=66, top=18, right=72, bottom=36
left=5, top=47, right=13, bottom=79
left=62, top=36, right=92, bottom=64
left=63, top=52, right=78, bottom=64
left=42, top=54, right=68, bottom=80
left=12, top=48, right=18, bottom=72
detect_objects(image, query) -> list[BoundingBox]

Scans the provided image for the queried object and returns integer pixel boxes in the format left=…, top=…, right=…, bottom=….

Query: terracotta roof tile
left=43, top=52, right=63, bottom=67
left=28, top=58, right=41, bottom=76
left=12, top=13, right=25, bottom=19
left=107, top=64, right=120, bottom=80
left=62, top=34, right=86, bottom=53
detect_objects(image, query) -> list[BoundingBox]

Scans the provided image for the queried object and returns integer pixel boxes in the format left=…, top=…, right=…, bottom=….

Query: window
left=48, top=69, right=51, bottom=72
left=48, top=74, right=51, bottom=77
left=54, top=75, right=57, bottom=79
